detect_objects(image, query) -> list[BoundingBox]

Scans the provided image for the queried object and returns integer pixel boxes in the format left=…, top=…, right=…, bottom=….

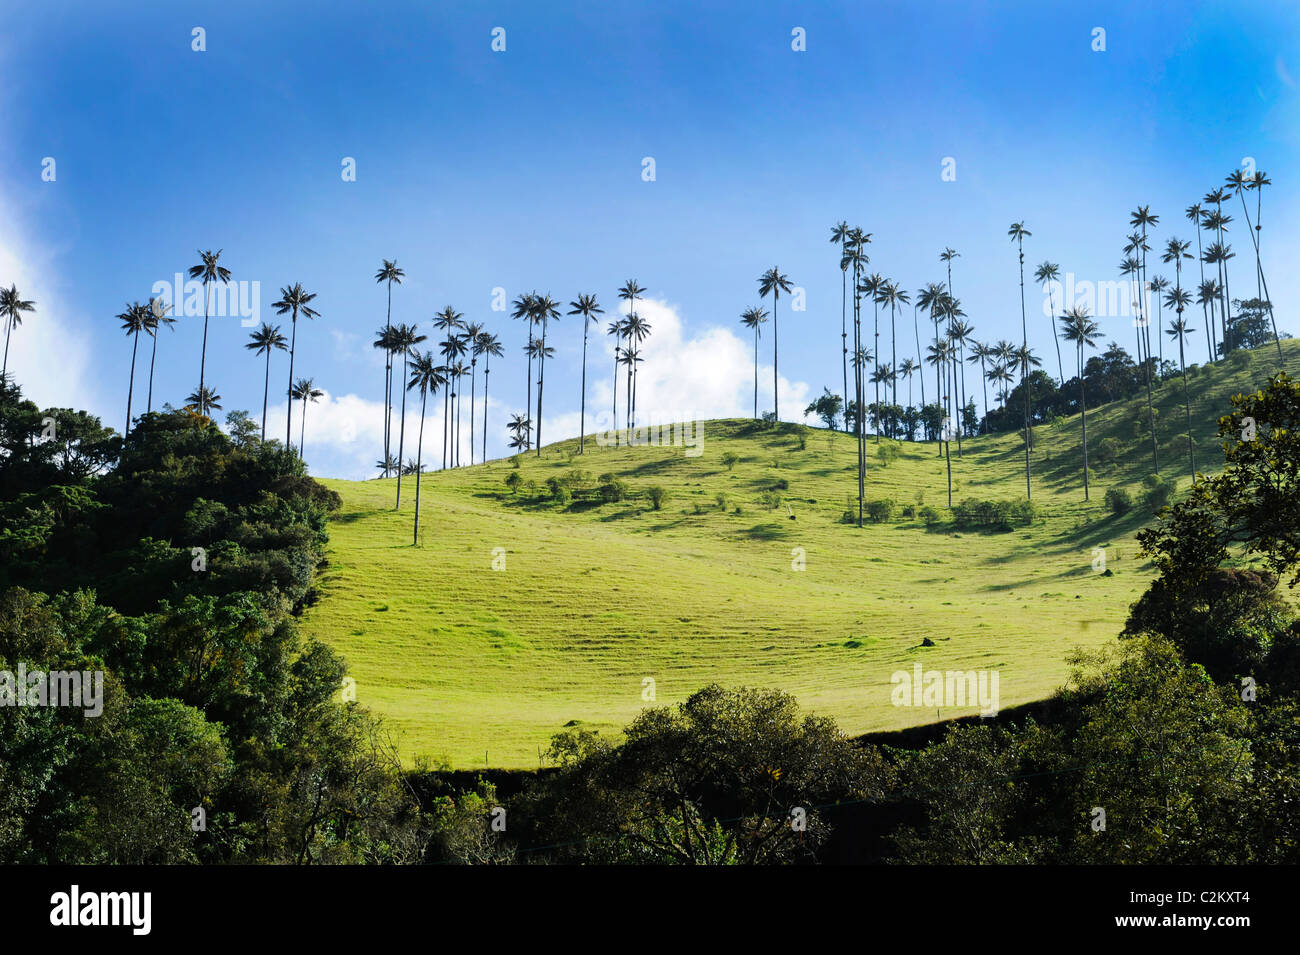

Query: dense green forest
left=2, top=373, right=1297, bottom=863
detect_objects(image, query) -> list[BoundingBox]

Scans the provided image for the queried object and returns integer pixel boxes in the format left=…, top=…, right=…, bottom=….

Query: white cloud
left=0, top=185, right=101, bottom=418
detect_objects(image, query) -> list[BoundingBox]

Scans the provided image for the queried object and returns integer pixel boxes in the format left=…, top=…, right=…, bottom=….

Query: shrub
left=553, top=486, right=572, bottom=506
left=647, top=486, right=668, bottom=510
left=876, top=442, right=900, bottom=467
left=715, top=493, right=729, bottom=510
left=509, top=455, right=521, bottom=469
left=759, top=490, right=783, bottom=510
left=599, top=477, right=628, bottom=503
left=722, top=452, right=740, bottom=471
left=1142, top=473, right=1174, bottom=512
left=1105, top=486, right=1133, bottom=516
left=772, top=477, right=789, bottom=491
left=504, top=472, right=522, bottom=494
left=951, top=498, right=1034, bottom=531
left=901, top=504, right=916, bottom=519
left=866, top=498, right=895, bottom=523
left=919, top=505, right=942, bottom=527
left=1092, top=437, right=1123, bottom=468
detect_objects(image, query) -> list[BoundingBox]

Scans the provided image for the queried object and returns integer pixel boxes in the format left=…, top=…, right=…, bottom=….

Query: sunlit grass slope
left=304, top=340, right=1297, bottom=768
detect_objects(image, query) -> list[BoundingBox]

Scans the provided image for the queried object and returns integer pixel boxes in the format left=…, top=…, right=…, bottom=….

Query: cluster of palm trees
left=99, top=249, right=324, bottom=451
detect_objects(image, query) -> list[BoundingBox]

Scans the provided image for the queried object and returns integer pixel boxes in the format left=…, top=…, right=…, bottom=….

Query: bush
left=504, top=472, right=522, bottom=494
left=772, top=477, right=789, bottom=491
left=1105, top=486, right=1133, bottom=516
left=647, top=486, right=668, bottom=510
left=509, top=455, right=521, bottom=469
left=553, top=486, right=572, bottom=506
left=1092, top=437, right=1123, bottom=468
left=901, top=504, right=916, bottom=519
left=866, top=498, right=895, bottom=523
left=759, top=490, right=783, bottom=510
left=876, top=442, right=900, bottom=467
left=715, top=493, right=729, bottom=510
left=599, top=477, right=629, bottom=503
left=722, top=452, right=740, bottom=471
left=952, top=498, right=1035, bottom=531
left=1142, top=473, right=1174, bottom=512
left=919, top=505, right=942, bottom=527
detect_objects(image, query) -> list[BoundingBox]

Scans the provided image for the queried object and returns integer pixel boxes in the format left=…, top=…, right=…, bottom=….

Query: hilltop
left=303, top=340, right=1297, bottom=768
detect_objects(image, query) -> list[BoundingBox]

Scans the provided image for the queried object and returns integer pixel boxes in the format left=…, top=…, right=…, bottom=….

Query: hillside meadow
left=303, top=340, right=1297, bottom=767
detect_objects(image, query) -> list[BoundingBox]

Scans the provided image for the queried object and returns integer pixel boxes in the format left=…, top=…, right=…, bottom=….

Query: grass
left=303, top=339, right=1298, bottom=768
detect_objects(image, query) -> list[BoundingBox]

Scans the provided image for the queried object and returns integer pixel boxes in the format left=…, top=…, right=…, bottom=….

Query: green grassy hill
left=303, top=341, right=1297, bottom=768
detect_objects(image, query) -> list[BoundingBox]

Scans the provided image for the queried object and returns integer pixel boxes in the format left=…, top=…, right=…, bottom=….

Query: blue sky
left=2, top=0, right=1297, bottom=478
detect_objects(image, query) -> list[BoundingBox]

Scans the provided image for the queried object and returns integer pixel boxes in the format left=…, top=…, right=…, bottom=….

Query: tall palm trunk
left=2, top=318, right=12, bottom=378
left=872, top=297, right=880, bottom=442
left=752, top=323, right=759, bottom=419
left=1077, top=344, right=1090, bottom=501
left=611, top=343, right=619, bottom=446
left=384, top=280, right=393, bottom=474
left=146, top=329, right=159, bottom=413
left=199, top=280, right=211, bottom=396
left=1047, top=283, right=1064, bottom=386
left=841, top=267, right=849, bottom=431
left=470, top=360, right=477, bottom=466
left=396, top=351, right=409, bottom=506
left=1178, top=330, right=1195, bottom=478
left=1193, top=218, right=1213, bottom=362
left=580, top=324, right=590, bottom=452
left=1016, top=239, right=1031, bottom=498
left=1236, top=186, right=1282, bottom=364
left=537, top=324, right=547, bottom=456
left=890, top=302, right=897, bottom=416
left=525, top=323, right=534, bottom=449
left=285, top=308, right=298, bottom=448
left=442, top=346, right=451, bottom=469
left=913, top=304, right=926, bottom=410
left=771, top=291, right=780, bottom=422
left=261, top=349, right=271, bottom=440
left=413, top=387, right=427, bottom=545
left=126, top=330, right=140, bottom=436
left=300, top=401, right=307, bottom=458
left=482, top=356, right=492, bottom=461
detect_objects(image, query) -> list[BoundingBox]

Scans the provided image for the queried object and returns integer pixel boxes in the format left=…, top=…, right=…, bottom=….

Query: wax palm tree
left=246, top=322, right=288, bottom=440
left=1186, top=202, right=1214, bottom=362
left=1160, top=237, right=1194, bottom=374
left=185, top=386, right=222, bottom=417
left=941, top=296, right=967, bottom=455
left=898, top=358, right=919, bottom=412
left=831, top=220, right=851, bottom=421
left=475, top=331, right=503, bottom=462
left=927, top=336, right=957, bottom=506
left=1196, top=279, right=1222, bottom=361
left=510, top=292, right=537, bottom=448
left=1203, top=189, right=1234, bottom=329
left=434, top=306, right=465, bottom=467
left=616, top=280, right=645, bottom=433
left=532, top=293, right=561, bottom=455
left=910, top=297, right=926, bottom=411
left=878, top=281, right=908, bottom=410
left=1165, top=291, right=1197, bottom=478
left=917, top=282, right=946, bottom=433
left=617, top=345, right=641, bottom=430
left=188, top=249, right=231, bottom=397
left=842, top=235, right=870, bottom=437
left=372, top=325, right=399, bottom=474
left=408, top=351, right=445, bottom=545
left=1148, top=275, right=1170, bottom=369
left=506, top=413, right=531, bottom=453
left=740, top=306, right=768, bottom=419
left=757, top=267, right=793, bottom=421
left=606, top=316, right=626, bottom=444
left=858, top=273, right=885, bottom=439
left=374, top=259, right=405, bottom=474
left=1007, top=222, right=1033, bottom=496
left=989, top=361, right=1014, bottom=409
left=392, top=323, right=426, bottom=505
left=949, top=317, right=975, bottom=430
left=1239, top=170, right=1280, bottom=362
left=624, top=310, right=652, bottom=430
left=966, top=341, right=992, bottom=428
left=851, top=344, right=874, bottom=523
left=1060, top=307, right=1100, bottom=500
left=1130, top=206, right=1159, bottom=380
left=291, top=378, right=323, bottom=457
left=1203, top=241, right=1237, bottom=355
left=1120, top=254, right=1158, bottom=472
left=0, top=285, right=36, bottom=381
left=450, top=358, right=469, bottom=465
left=461, top=322, right=484, bottom=465
left=375, top=454, right=398, bottom=478
left=118, top=302, right=149, bottom=436
left=272, top=283, right=320, bottom=448
left=568, top=293, right=605, bottom=453
left=144, top=297, right=176, bottom=413
left=1034, top=262, right=1065, bottom=385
